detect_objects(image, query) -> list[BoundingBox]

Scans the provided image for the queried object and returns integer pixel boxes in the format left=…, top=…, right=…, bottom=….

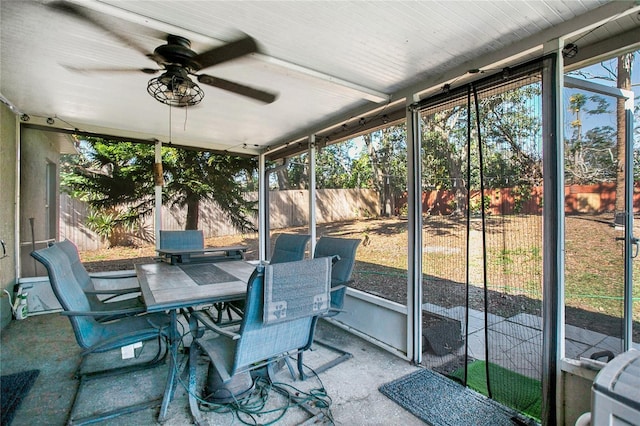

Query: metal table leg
left=158, top=309, right=178, bottom=421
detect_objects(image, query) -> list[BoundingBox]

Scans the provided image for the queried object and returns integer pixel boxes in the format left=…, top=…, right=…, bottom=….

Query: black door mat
left=379, top=368, right=537, bottom=426
left=1, top=369, right=40, bottom=426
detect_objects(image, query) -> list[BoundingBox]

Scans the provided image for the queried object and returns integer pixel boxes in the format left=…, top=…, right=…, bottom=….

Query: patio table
left=135, top=260, right=256, bottom=421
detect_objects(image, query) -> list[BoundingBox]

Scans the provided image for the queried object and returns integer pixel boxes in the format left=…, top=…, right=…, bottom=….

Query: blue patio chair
left=297, top=236, right=361, bottom=378
left=55, top=239, right=145, bottom=322
left=31, top=243, right=170, bottom=425
left=217, top=233, right=312, bottom=325
left=159, top=229, right=204, bottom=250
left=186, top=257, right=331, bottom=422
left=269, top=233, right=311, bottom=264
left=314, top=237, right=360, bottom=312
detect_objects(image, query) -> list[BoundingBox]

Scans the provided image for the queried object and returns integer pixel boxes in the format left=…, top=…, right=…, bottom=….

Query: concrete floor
left=4, top=304, right=633, bottom=425
left=1, top=313, right=425, bottom=425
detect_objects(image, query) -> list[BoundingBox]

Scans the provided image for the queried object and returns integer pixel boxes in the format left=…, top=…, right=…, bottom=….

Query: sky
left=565, top=51, right=640, bottom=137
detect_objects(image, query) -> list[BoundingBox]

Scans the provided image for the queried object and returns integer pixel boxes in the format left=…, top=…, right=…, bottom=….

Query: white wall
left=19, top=128, right=60, bottom=278
left=0, top=104, right=17, bottom=328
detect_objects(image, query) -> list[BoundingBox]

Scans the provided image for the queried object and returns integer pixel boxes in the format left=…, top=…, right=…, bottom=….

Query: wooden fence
left=60, top=183, right=639, bottom=251
left=60, top=189, right=379, bottom=251
left=395, top=183, right=640, bottom=216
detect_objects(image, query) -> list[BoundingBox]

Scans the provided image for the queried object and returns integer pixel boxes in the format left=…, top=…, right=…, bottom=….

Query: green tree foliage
left=315, top=143, right=355, bottom=189
left=422, top=106, right=468, bottom=214
left=478, top=84, right=543, bottom=188
left=568, top=51, right=638, bottom=212
left=61, top=139, right=157, bottom=245
left=285, top=82, right=547, bottom=218
left=420, top=83, right=543, bottom=214
left=61, top=137, right=257, bottom=243
left=163, top=149, right=257, bottom=231
left=565, top=93, right=618, bottom=184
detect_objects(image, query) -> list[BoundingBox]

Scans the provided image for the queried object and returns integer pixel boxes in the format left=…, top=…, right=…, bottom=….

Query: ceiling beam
left=20, top=114, right=262, bottom=155
left=255, top=54, right=389, bottom=103
left=564, top=26, right=640, bottom=71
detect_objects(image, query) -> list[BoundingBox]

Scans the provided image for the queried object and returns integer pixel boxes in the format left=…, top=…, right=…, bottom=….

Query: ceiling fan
left=49, top=1, right=277, bottom=107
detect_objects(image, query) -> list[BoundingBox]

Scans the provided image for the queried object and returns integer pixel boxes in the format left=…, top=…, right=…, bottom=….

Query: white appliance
left=590, top=349, right=640, bottom=426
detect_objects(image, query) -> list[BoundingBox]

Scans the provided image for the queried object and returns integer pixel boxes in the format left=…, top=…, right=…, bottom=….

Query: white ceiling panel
left=2, top=0, right=638, bottom=155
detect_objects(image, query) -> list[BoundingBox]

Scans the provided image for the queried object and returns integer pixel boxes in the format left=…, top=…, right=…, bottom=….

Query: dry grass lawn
left=80, top=214, right=639, bottom=340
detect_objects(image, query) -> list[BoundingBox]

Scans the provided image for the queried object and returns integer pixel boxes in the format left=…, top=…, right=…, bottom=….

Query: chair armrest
left=191, top=311, right=241, bottom=340
left=88, top=274, right=141, bottom=297
left=83, top=320, right=169, bottom=355
left=330, top=284, right=346, bottom=293
left=330, top=278, right=354, bottom=290
left=60, top=307, right=145, bottom=317
left=84, top=288, right=140, bottom=295
left=88, top=272, right=137, bottom=279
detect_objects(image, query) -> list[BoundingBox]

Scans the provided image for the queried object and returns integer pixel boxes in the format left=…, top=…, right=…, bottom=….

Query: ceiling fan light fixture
left=147, top=66, right=204, bottom=107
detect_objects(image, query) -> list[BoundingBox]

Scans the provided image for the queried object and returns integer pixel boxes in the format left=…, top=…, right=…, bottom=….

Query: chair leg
left=298, top=339, right=353, bottom=379
left=68, top=345, right=167, bottom=426
left=67, top=374, right=162, bottom=426
left=187, top=342, right=205, bottom=426
left=209, top=303, right=242, bottom=326
left=297, top=351, right=306, bottom=380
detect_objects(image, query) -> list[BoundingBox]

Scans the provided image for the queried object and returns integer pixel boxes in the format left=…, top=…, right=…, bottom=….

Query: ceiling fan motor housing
left=154, top=35, right=199, bottom=70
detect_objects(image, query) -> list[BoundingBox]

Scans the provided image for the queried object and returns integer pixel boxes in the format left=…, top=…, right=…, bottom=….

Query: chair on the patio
left=31, top=243, right=170, bottom=425
left=158, top=229, right=204, bottom=250
left=269, top=233, right=311, bottom=264
left=217, top=233, right=312, bottom=324
left=297, top=236, right=361, bottom=378
left=56, top=239, right=145, bottom=322
left=186, top=257, right=331, bottom=421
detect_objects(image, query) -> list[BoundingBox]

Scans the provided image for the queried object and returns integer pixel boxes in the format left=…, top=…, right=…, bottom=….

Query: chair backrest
left=31, top=243, right=104, bottom=349
left=55, top=239, right=95, bottom=291
left=313, top=237, right=361, bottom=310
left=159, top=230, right=204, bottom=250
left=231, top=257, right=331, bottom=374
left=269, top=233, right=310, bottom=264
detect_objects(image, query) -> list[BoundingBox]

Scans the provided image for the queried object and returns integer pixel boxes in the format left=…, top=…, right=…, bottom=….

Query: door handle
left=620, top=236, right=640, bottom=258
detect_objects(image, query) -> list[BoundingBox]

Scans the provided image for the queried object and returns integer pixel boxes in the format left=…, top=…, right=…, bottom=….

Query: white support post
left=258, top=153, right=268, bottom=262
left=542, top=39, right=565, bottom=426
left=407, top=100, right=423, bottom=363
left=14, top=115, right=22, bottom=280
left=623, top=90, right=635, bottom=351
left=308, top=135, right=317, bottom=254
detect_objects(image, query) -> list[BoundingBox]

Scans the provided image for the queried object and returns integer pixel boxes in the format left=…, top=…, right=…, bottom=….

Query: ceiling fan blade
left=191, top=35, right=259, bottom=71
left=197, top=74, right=277, bottom=104
left=63, top=65, right=159, bottom=75
left=48, top=1, right=153, bottom=59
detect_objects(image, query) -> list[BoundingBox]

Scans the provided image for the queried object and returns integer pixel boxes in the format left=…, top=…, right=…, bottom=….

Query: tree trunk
left=615, top=53, right=632, bottom=213
left=185, top=198, right=200, bottom=230
left=276, top=168, right=289, bottom=190
left=363, top=133, right=386, bottom=215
